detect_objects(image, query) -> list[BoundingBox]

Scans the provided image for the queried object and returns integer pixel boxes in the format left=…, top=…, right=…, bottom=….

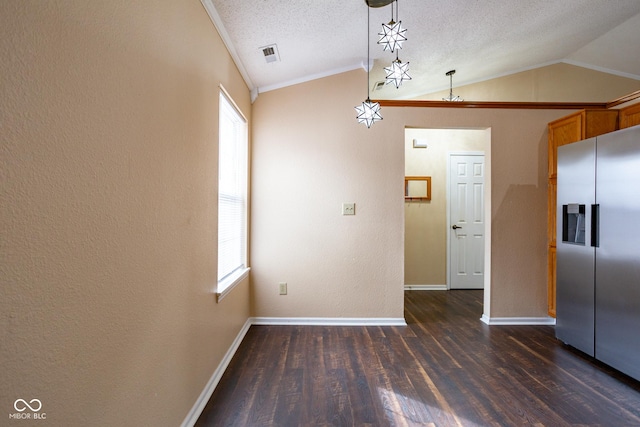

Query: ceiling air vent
left=260, top=44, right=280, bottom=63
left=373, top=81, right=386, bottom=91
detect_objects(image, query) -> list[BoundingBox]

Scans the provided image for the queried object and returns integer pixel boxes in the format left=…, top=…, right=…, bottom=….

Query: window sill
left=217, top=267, right=250, bottom=302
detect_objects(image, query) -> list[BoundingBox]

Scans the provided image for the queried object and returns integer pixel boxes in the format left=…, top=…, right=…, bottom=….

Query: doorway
left=404, top=128, right=490, bottom=293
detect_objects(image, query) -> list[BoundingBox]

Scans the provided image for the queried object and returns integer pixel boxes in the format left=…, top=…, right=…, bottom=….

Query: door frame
left=446, top=151, right=488, bottom=290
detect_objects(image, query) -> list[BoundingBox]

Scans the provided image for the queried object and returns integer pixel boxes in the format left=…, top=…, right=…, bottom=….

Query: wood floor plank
left=195, top=290, right=640, bottom=426
left=272, top=367, right=303, bottom=425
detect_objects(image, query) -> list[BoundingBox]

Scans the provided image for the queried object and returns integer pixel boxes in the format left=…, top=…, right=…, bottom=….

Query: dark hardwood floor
left=196, top=290, right=640, bottom=426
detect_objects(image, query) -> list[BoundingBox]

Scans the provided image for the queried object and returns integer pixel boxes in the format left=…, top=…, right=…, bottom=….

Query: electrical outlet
left=279, top=282, right=287, bottom=295
left=342, top=202, right=356, bottom=215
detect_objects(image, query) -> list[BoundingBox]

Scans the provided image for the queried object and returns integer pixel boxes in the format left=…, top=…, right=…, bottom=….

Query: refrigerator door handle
left=591, top=204, right=599, bottom=248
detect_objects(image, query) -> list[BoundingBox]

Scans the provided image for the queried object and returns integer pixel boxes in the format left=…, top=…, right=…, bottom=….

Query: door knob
left=452, top=225, right=462, bottom=230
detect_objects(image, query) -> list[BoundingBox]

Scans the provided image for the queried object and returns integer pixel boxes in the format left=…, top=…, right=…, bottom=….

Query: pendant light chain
left=367, top=4, right=371, bottom=99
left=391, top=1, right=395, bottom=24
left=383, top=0, right=411, bottom=89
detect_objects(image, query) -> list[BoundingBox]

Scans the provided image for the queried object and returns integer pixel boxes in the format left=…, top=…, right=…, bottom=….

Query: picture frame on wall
left=405, top=176, right=431, bottom=201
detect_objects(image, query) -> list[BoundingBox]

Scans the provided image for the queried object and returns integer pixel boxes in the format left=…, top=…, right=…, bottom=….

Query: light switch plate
left=279, top=282, right=287, bottom=295
left=342, top=203, right=356, bottom=215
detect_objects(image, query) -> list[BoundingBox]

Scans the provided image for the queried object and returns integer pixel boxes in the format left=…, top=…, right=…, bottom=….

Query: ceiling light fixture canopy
left=443, top=69, right=463, bottom=102
left=365, top=0, right=394, bottom=7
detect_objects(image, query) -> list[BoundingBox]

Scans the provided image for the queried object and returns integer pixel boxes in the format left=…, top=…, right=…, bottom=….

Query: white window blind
left=217, top=89, right=248, bottom=295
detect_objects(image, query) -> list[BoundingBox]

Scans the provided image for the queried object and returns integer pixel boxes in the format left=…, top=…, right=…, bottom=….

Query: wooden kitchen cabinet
left=548, top=110, right=619, bottom=180
left=619, top=103, right=640, bottom=129
left=548, top=247, right=556, bottom=317
left=547, top=109, right=618, bottom=317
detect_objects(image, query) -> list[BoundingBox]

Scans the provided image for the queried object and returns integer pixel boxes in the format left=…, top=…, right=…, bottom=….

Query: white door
left=449, top=154, right=485, bottom=289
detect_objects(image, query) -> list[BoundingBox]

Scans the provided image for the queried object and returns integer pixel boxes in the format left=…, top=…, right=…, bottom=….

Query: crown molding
left=200, top=0, right=254, bottom=93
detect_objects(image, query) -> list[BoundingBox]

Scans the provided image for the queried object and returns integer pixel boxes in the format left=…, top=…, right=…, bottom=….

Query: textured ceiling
left=206, top=0, right=640, bottom=100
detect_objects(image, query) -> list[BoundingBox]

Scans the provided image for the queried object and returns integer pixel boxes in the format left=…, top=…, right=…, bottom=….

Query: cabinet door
left=548, top=178, right=557, bottom=247
left=547, top=113, right=583, bottom=317
left=548, top=112, right=584, bottom=179
left=619, top=103, right=640, bottom=129
left=584, top=110, right=619, bottom=138
left=547, top=247, right=556, bottom=317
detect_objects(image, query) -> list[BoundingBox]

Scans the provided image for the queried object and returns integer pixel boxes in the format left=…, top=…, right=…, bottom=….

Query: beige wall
left=418, top=62, right=640, bottom=102
left=404, top=129, right=487, bottom=286
left=0, top=1, right=250, bottom=426
left=250, top=73, right=406, bottom=319
left=252, top=68, right=579, bottom=320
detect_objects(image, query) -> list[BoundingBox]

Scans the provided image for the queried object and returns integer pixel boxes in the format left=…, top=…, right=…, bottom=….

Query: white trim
left=200, top=0, right=254, bottom=92
left=216, top=267, right=250, bottom=302
left=361, top=59, right=374, bottom=72
left=180, top=318, right=252, bottom=427
left=561, top=59, right=640, bottom=81
left=480, top=314, right=556, bottom=326
left=198, top=0, right=371, bottom=100
left=482, top=130, right=492, bottom=321
left=404, top=284, right=447, bottom=291
left=257, top=62, right=365, bottom=94
left=219, top=84, right=248, bottom=123
left=251, top=317, right=407, bottom=326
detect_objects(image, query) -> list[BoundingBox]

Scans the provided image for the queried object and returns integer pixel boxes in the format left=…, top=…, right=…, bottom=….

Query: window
left=217, top=88, right=249, bottom=301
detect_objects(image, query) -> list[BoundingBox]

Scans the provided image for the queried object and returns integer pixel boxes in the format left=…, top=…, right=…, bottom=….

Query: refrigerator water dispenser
left=562, top=204, right=585, bottom=245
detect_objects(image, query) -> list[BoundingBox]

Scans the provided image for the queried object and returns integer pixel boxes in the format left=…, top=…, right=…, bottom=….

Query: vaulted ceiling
left=204, top=0, right=640, bottom=101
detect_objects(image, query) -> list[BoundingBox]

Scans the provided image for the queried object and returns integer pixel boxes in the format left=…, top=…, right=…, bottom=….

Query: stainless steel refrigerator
left=556, top=124, right=640, bottom=382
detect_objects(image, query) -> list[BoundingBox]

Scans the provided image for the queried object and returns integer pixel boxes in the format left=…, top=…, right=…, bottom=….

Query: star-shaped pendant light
left=355, top=98, right=383, bottom=128
left=355, top=3, right=382, bottom=128
left=384, top=55, right=411, bottom=88
left=378, top=20, right=406, bottom=52
left=377, top=0, right=406, bottom=52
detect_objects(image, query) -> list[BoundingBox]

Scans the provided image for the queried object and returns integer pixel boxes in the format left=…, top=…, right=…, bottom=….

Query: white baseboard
left=404, top=284, right=448, bottom=291
left=181, top=318, right=252, bottom=427
left=251, top=317, right=407, bottom=326
left=480, top=314, right=556, bottom=326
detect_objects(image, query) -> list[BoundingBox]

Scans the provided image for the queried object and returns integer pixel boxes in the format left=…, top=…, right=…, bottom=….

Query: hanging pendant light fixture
left=377, top=0, right=406, bottom=53
left=355, top=97, right=383, bottom=128
left=355, top=4, right=382, bottom=128
left=443, top=69, right=463, bottom=102
left=384, top=53, right=411, bottom=89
